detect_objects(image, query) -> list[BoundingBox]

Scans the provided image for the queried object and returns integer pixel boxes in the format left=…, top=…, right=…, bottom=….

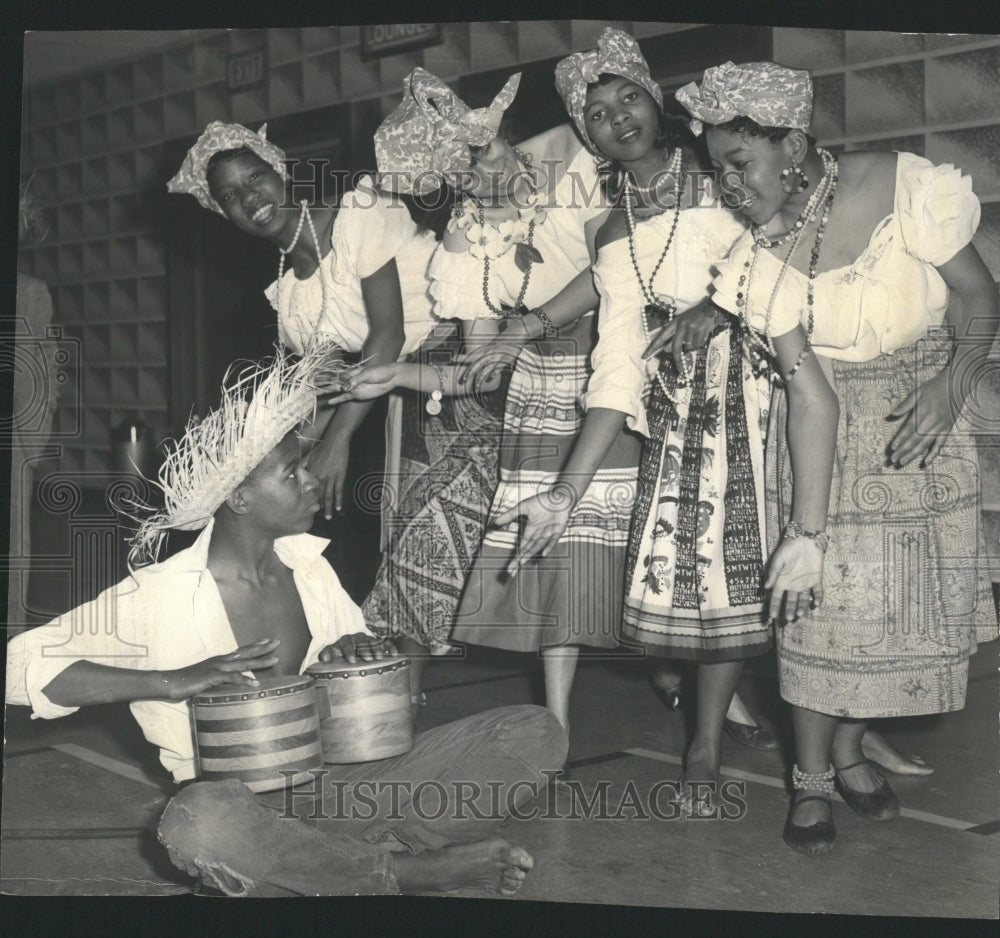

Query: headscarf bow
left=374, top=67, right=521, bottom=195
left=676, top=61, right=813, bottom=136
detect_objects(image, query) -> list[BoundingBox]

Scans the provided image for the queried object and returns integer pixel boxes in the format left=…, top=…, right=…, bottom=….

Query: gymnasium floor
left=3, top=638, right=998, bottom=916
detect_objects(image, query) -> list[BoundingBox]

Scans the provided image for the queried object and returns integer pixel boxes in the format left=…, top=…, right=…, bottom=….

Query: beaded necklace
left=276, top=199, right=332, bottom=320
left=452, top=148, right=545, bottom=320
left=735, top=149, right=840, bottom=384
left=622, top=147, right=695, bottom=394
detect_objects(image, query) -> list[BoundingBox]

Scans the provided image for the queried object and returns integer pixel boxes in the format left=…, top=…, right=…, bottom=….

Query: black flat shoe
left=834, top=759, right=900, bottom=821
left=783, top=795, right=836, bottom=856
left=723, top=718, right=778, bottom=751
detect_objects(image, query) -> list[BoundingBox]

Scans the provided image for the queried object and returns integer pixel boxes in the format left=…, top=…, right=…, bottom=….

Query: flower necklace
left=276, top=200, right=331, bottom=319
left=450, top=148, right=547, bottom=320
left=736, top=149, right=840, bottom=384
left=622, top=147, right=695, bottom=396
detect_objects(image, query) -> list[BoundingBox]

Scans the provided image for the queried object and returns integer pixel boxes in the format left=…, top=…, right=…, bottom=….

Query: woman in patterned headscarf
left=168, top=120, right=446, bottom=545
left=336, top=66, right=617, bottom=732
left=493, top=27, right=778, bottom=796
left=678, top=60, right=998, bottom=854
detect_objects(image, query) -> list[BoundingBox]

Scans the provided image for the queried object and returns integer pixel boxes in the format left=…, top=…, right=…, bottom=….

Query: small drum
left=191, top=675, right=323, bottom=792
left=305, top=657, right=413, bottom=763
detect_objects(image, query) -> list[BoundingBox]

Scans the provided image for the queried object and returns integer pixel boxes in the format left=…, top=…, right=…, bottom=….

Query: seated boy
left=6, top=345, right=567, bottom=896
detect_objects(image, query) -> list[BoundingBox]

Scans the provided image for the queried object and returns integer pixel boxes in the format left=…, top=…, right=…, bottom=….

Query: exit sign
left=227, top=47, right=268, bottom=92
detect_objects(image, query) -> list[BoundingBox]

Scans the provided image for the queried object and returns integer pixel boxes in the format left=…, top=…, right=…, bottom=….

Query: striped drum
left=191, top=675, right=323, bottom=792
left=305, top=657, right=413, bottom=763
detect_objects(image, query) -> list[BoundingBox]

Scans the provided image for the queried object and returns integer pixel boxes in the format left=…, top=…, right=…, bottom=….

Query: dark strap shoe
left=834, top=759, right=900, bottom=821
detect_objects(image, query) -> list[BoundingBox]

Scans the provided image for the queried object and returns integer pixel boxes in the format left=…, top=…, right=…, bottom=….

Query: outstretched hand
left=319, top=632, right=397, bottom=664
left=325, top=363, right=401, bottom=405
left=164, top=639, right=282, bottom=700
left=763, top=538, right=825, bottom=625
left=492, top=487, right=575, bottom=577
left=458, top=331, right=526, bottom=391
left=885, top=369, right=960, bottom=468
left=303, top=432, right=350, bottom=517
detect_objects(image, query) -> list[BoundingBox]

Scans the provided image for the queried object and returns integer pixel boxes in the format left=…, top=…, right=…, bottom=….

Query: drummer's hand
left=320, top=633, right=396, bottom=664
left=162, top=639, right=281, bottom=701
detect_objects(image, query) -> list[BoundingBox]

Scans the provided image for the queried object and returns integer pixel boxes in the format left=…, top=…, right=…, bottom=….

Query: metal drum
left=305, top=657, right=413, bottom=763
left=191, top=675, right=322, bottom=792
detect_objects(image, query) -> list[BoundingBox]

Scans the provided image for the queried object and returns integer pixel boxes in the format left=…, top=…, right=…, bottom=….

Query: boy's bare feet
left=392, top=838, right=534, bottom=896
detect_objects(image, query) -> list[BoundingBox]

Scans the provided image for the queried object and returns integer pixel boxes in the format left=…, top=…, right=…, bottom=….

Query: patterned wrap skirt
left=621, top=318, right=773, bottom=662
left=452, top=317, right=641, bottom=652
left=362, top=323, right=509, bottom=653
left=769, top=335, right=997, bottom=718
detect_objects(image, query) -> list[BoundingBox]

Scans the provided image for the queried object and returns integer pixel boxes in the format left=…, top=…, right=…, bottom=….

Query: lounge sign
left=361, top=23, right=443, bottom=58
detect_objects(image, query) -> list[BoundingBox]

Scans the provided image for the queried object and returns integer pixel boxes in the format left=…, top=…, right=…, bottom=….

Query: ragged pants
left=158, top=705, right=567, bottom=896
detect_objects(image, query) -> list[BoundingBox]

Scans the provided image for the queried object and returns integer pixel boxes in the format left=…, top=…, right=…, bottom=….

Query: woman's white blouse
left=586, top=206, right=747, bottom=437
left=428, top=145, right=606, bottom=319
left=267, top=175, right=439, bottom=357
left=711, top=153, right=981, bottom=362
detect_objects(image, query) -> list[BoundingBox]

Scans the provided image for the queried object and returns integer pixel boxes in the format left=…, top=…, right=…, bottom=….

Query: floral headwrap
left=128, top=340, right=347, bottom=566
left=374, top=67, right=521, bottom=195
left=554, top=27, right=663, bottom=153
left=167, top=121, right=288, bottom=215
left=676, top=61, right=813, bottom=136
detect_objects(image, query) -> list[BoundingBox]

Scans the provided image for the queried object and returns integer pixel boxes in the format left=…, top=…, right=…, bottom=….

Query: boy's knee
left=158, top=779, right=263, bottom=896
left=158, top=779, right=255, bottom=852
left=503, top=705, right=569, bottom=766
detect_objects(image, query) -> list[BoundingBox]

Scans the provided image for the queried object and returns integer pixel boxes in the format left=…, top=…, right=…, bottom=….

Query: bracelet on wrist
left=782, top=521, right=830, bottom=552
left=531, top=306, right=558, bottom=339
left=425, top=363, right=445, bottom=416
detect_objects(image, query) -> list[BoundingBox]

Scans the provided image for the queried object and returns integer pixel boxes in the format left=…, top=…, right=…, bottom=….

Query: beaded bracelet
left=531, top=306, right=558, bottom=339
left=782, top=521, right=830, bottom=552
left=425, top=363, right=445, bottom=416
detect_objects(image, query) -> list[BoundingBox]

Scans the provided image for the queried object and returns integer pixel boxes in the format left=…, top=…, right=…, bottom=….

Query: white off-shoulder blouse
left=711, top=152, right=981, bottom=362
left=428, top=145, right=606, bottom=320
left=266, top=175, right=439, bottom=357
left=586, top=206, right=747, bottom=438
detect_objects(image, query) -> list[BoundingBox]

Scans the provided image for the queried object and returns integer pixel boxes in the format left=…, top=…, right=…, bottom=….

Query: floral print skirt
left=769, top=337, right=997, bottom=718
left=621, top=320, right=773, bottom=662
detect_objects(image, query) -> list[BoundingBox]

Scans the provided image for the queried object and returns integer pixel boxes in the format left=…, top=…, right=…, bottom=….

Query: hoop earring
left=780, top=161, right=810, bottom=194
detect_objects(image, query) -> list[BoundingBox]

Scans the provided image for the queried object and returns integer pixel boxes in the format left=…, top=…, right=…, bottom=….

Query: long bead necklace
left=624, top=146, right=685, bottom=320
left=276, top=200, right=331, bottom=322
left=477, top=148, right=542, bottom=319
left=736, top=152, right=840, bottom=383
left=623, top=147, right=695, bottom=394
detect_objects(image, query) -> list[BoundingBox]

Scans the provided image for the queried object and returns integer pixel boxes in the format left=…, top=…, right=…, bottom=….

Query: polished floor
left=3, top=637, right=998, bottom=915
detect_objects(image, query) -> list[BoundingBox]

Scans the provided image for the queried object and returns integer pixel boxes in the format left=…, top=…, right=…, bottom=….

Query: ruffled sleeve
left=896, top=153, right=981, bottom=267
left=428, top=244, right=496, bottom=321
left=333, top=175, right=420, bottom=280
left=584, top=239, right=651, bottom=437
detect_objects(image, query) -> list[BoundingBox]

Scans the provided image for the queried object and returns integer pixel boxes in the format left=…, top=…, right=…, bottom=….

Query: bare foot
left=862, top=730, right=934, bottom=776
left=392, top=839, right=534, bottom=896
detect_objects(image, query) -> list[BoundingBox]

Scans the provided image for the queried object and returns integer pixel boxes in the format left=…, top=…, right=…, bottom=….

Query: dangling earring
left=780, top=160, right=810, bottom=194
